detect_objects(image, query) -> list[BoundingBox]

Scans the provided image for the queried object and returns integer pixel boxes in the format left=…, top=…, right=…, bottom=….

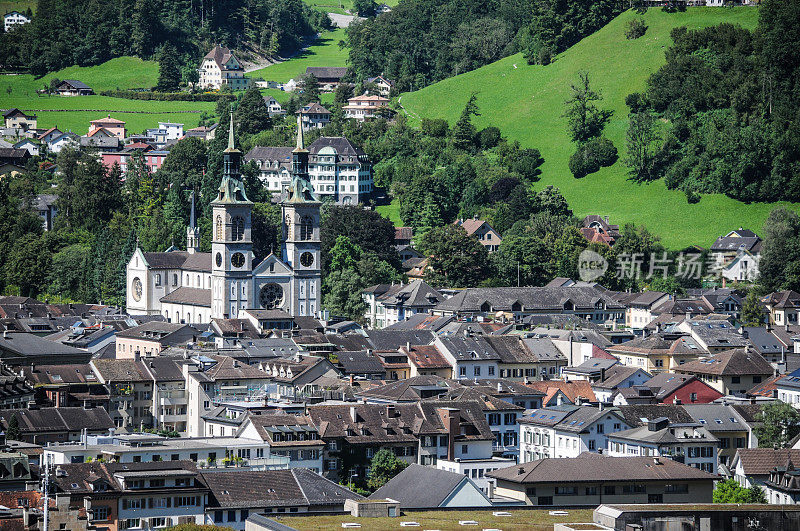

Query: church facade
left=125, top=116, right=321, bottom=323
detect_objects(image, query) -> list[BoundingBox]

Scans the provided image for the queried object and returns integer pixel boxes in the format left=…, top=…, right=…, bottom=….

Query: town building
left=365, top=76, right=394, bottom=97
left=126, top=116, right=322, bottom=320
left=199, top=45, right=249, bottom=90
left=3, top=108, right=36, bottom=131
left=710, top=228, right=761, bottom=281
left=262, top=96, right=286, bottom=117
left=114, top=322, right=198, bottom=358
left=88, top=115, right=126, bottom=140
left=297, top=102, right=331, bottom=131
left=307, top=136, right=372, bottom=204
left=304, top=67, right=348, bottom=91
left=488, top=453, right=718, bottom=506
left=370, top=464, right=493, bottom=509
left=362, top=280, right=442, bottom=329
left=763, top=290, right=800, bottom=327
left=31, top=193, right=57, bottom=231
left=674, top=347, right=774, bottom=396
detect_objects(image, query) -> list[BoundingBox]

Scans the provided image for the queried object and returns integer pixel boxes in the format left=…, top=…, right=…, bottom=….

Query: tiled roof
left=160, top=287, right=211, bottom=306
left=0, top=407, right=114, bottom=434
left=525, top=380, right=596, bottom=404
left=337, top=351, right=385, bottom=374
left=370, top=464, right=483, bottom=509
left=676, top=348, right=773, bottom=377
left=404, top=344, right=450, bottom=369
left=734, top=448, right=800, bottom=476
left=434, top=285, right=624, bottom=314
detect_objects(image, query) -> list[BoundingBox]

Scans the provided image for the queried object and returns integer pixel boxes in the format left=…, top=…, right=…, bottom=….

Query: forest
left=625, top=0, right=800, bottom=203
left=0, top=0, right=331, bottom=74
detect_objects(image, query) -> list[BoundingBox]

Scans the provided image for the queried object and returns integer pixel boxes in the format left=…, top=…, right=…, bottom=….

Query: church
left=126, top=115, right=322, bottom=323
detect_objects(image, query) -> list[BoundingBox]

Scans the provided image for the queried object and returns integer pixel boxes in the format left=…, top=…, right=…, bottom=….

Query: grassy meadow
left=0, top=57, right=214, bottom=134
left=399, top=7, right=794, bottom=249
left=250, top=27, right=349, bottom=84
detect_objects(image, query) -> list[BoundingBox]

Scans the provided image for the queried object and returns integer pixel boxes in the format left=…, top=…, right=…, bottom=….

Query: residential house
left=260, top=354, right=341, bottom=402
left=91, top=359, right=156, bottom=432
left=606, top=417, right=719, bottom=473
left=400, top=344, right=452, bottom=378
left=710, top=229, right=761, bottom=281
left=730, top=448, right=800, bottom=494
left=32, top=193, right=57, bottom=231
left=676, top=318, right=748, bottom=353
left=3, top=11, right=29, bottom=32
left=518, top=405, right=632, bottom=461
left=369, top=464, right=492, bottom=509
left=436, top=334, right=500, bottom=380
left=562, top=358, right=619, bottom=383
left=47, top=131, right=79, bottom=153
left=362, top=280, right=442, bottom=329
left=454, top=218, right=502, bottom=253
left=13, top=138, right=38, bottom=156
left=236, top=413, right=324, bottom=473
left=22, top=363, right=107, bottom=409
left=683, top=403, right=756, bottom=467
left=525, top=380, right=597, bottom=407
left=343, top=93, right=390, bottom=121
left=608, top=334, right=704, bottom=374
left=0, top=332, right=93, bottom=366
left=617, top=291, right=671, bottom=330
left=199, top=45, right=249, bottom=90
left=0, top=147, right=29, bottom=174
left=763, top=460, right=800, bottom=505
left=365, top=76, right=394, bottom=97
left=115, top=322, right=198, bottom=359
left=494, top=336, right=567, bottom=381
left=533, top=327, right=614, bottom=366
left=581, top=215, right=620, bottom=246
left=623, top=372, right=723, bottom=405
left=335, top=350, right=386, bottom=380
left=308, top=136, right=373, bottom=204
left=52, top=461, right=209, bottom=530
left=3, top=108, right=36, bottom=131
left=297, top=102, right=331, bottom=131
left=592, top=365, right=653, bottom=403
left=262, top=96, right=286, bottom=117
left=203, top=469, right=362, bottom=529
left=304, top=67, right=348, bottom=91
left=55, top=80, right=94, bottom=96
left=675, top=347, right=774, bottom=396
left=489, top=453, right=718, bottom=506
left=764, top=290, right=800, bottom=327
left=88, top=115, right=126, bottom=140
left=244, top=146, right=294, bottom=195
left=776, top=367, right=800, bottom=406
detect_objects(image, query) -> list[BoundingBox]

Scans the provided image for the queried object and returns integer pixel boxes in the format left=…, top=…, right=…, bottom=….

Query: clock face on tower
left=215, top=252, right=222, bottom=267
left=132, top=277, right=142, bottom=301
left=231, top=252, right=245, bottom=268
left=300, top=252, right=314, bottom=267
left=259, top=283, right=284, bottom=309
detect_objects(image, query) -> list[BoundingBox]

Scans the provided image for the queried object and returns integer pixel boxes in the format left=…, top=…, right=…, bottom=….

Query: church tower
left=211, top=114, right=253, bottom=319
left=281, top=115, right=321, bottom=317
left=186, top=190, right=200, bottom=254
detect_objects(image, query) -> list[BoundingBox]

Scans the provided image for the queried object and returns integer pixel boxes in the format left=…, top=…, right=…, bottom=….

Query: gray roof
left=80, top=136, right=119, bottom=149
left=0, top=332, right=92, bottom=363
left=366, top=330, right=435, bottom=351
left=488, top=453, right=718, bottom=484
left=682, top=404, right=751, bottom=432
left=245, top=515, right=299, bottom=531
left=594, top=365, right=648, bottom=390
left=59, top=79, right=92, bottom=90
left=743, top=326, right=784, bottom=355
left=684, top=319, right=747, bottom=349
left=711, top=234, right=762, bottom=253
left=437, top=335, right=500, bottom=361
left=607, top=423, right=717, bottom=445
left=434, top=286, right=624, bottom=314
left=519, top=337, right=568, bottom=363
left=642, top=373, right=699, bottom=399
left=160, top=287, right=211, bottom=307
left=0, top=406, right=114, bottom=434
left=616, top=404, right=695, bottom=426
left=337, top=350, right=385, bottom=374
left=564, top=358, right=618, bottom=377
left=309, top=136, right=365, bottom=157
left=244, top=146, right=293, bottom=163
left=305, top=66, right=348, bottom=80
left=369, top=464, right=484, bottom=508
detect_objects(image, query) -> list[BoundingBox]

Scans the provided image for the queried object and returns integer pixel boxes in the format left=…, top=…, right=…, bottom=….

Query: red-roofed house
left=455, top=218, right=502, bottom=252
left=88, top=115, right=126, bottom=140
left=525, top=380, right=597, bottom=406
left=199, top=45, right=249, bottom=90
left=400, top=344, right=453, bottom=378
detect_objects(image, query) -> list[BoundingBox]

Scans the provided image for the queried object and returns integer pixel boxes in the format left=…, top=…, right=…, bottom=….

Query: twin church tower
left=126, top=114, right=321, bottom=321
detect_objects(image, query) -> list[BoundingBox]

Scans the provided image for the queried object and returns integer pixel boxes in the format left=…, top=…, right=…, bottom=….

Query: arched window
left=232, top=216, right=244, bottom=241
left=215, top=215, right=223, bottom=241
left=173, top=274, right=178, bottom=286
left=300, top=215, right=313, bottom=240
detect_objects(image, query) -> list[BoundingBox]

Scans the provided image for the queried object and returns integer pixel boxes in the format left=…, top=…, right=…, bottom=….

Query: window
left=753, top=375, right=762, bottom=384
left=228, top=510, right=237, bottom=522
left=585, top=486, right=597, bottom=496
left=596, top=423, right=604, bottom=434
left=123, top=519, right=140, bottom=530
left=174, top=496, right=196, bottom=507
left=150, top=479, right=165, bottom=488
left=474, top=366, right=481, bottom=376
left=92, top=506, right=109, bottom=521
left=300, top=216, right=314, bottom=240
left=690, top=392, right=698, bottom=402
left=526, top=487, right=536, bottom=496
left=555, top=486, right=577, bottom=495
left=603, top=486, right=616, bottom=495
left=665, top=484, right=688, bottom=494
left=461, top=444, right=468, bottom=454
left=588, top=440, right=595, bottom=450
left=155, top=274, right=161, bottom=286
left=215, top=215, right=223, bottom=241
left=151, top=518, right=167, bottom=528
left=731, top=376, right=741, bottom=384
left=175, top=478, right=191, bottom=487
left=623, top=484, right=646, bottom=494
left=459, top=367, right=466, bottom=376
left=232, top=216, right=244, bottom=241
left=214, top=511, right=224, bottom=523
left=488, top=366, right=495, bottom=376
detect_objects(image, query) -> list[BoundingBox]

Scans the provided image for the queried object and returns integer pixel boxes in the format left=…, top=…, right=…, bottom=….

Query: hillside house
left=455, top=218, right=502, bottom=252
left=55, top=79, right=94, bottom=96
left=88, top=115, right=126, bottom=140
left=263, top=96, right=286, bottom=117
left=343, top=93, right=390, bottom=121
left=3, top=11, right=29, bottom=32
left=3, top=108, right=36, bottom=131
left=297, top=102, right=331, bottom=131
left=199, top=45, right=249, bottom=90
left=365, top=75, right=394, bottom=97
left=305, top=67, right=348, bottom=91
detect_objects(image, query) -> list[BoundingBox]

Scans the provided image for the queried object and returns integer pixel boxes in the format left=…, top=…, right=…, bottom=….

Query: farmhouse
left=305, top=66, right=348, bottom=91
left=54, top=79, right=94, bottom=96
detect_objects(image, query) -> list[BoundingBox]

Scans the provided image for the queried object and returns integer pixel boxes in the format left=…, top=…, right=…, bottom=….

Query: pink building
left=101, top=144, right=168, bottom=174
left=88, top=115, right=126, bottom=140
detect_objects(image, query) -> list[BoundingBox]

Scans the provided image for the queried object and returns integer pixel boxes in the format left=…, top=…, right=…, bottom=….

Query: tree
left=452, top=93, right=480, bottom=151
left=6, top=413, right=21, bottom=441
left=5, top=234, right=50, bottom=297
left=353, top=0, right=378, bottom=17
left=713, top=479, right=768, bottom=504
left=235, top=87, right=272, bottom=135
left=563, top=72, right=613, bottom=143
left=156, top=42, right=181, bottom=91
left=323, top=269, right=367, bottom=320
left=159, top=137, right=207, bottom=184
left=320, top=206, right=399, bottom=276
left=755, top=401, right=800, bottom=449
left=299, top=73, right=321, bottom=104
left=625, top=18, right=648, bottom=40
left=625, top=111, right=661, bottom=183
left=741, top=291, right=765, bottom=326
left=758, top=208, right=800, bottom=293
left=329, top=235, right=363, bottom=271
left=366, top=448, right=408, bottom=491
left=418, top=224, right=490, bottom=288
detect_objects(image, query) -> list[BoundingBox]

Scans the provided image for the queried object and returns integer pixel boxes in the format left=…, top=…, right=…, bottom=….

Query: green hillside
left=250, top=27, right=348, bottom=84
left=399, top=7, right=793, bottom=249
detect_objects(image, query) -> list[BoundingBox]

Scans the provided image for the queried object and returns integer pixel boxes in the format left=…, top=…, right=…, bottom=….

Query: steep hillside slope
left=399, top=8, right=790, bottom=249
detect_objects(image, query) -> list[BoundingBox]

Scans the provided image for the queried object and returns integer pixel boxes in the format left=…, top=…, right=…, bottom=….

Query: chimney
left=386, top=405, right=396, bottom=418
left=556, top=394, right=563, bottom=406
left=349, top=374, right=354, bottom=386
left=406, top=341, right=411, bottom=352
left=350, top=406, right=358, bottom=423
left=439, top=408, right=460, bottom=461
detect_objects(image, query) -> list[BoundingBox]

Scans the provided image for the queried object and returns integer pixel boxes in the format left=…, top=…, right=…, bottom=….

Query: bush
left=685, top=188, right=701, bottom=204
left=421, top=118, right=449, bottom=138
left=478, top=127, right=502, bottom=149
left=538, top=46, right=553, bottom=66
left=625, top=18, right=648, bottom=40
left=569, top=137, right=618, bottom=178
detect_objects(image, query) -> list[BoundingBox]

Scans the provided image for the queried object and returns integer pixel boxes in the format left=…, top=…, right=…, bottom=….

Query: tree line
left=0, top=0, right=331, bottom=76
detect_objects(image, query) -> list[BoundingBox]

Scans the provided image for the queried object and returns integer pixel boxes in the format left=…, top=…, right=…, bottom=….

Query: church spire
left=224, top=111, right=239, bottom=154
left=189, top=190, right=196, bottom=229
left=294, top=114, right=307, bottom=153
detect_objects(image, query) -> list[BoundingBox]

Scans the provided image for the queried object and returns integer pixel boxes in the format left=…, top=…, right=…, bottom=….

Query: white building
left=606, top=418, right=718, bottom=474
left=263, top=96, right=286, bottom=117
left=126, top=117, right=321, bottom=321
left=435, top=335, right=500, bottom=380
left=361, top=280, right=442, bottom=329
left=297, top=103, right=330, bottom=131
left=519, top=405, right=632, bottom=462
left=4, top=11, right=30, bottom=32
left=436, top=457, right=516, bottom=494
left=198, top=45, right=250, bottom=90
left=343, top=93, right=390, bottom=121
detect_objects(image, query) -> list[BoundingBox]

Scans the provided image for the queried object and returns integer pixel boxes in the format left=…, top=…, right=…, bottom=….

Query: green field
left=0, top=58, right=213, bottom=134
left=250, top=27, right=349, bottom=84
left=400, top=7, right=795, bottom=249
left=0, top=0, right=35, bottom=16
left=280, top=508, right=594, bottom=530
